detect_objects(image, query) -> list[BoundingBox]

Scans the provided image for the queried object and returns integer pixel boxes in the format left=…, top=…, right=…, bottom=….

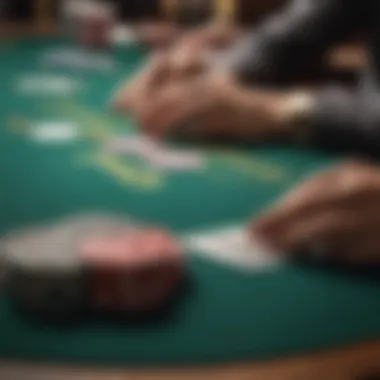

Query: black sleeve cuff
left=216, top=32, right=283, bottom=86
left=308, top=87, right=380, bottom=157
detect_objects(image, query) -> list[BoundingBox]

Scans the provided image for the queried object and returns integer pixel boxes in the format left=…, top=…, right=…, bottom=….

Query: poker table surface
left=1, top=36, right=380, bottom=377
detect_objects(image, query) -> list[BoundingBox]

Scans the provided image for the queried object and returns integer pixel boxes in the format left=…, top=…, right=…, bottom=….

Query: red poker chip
left=91, top=270, right=115, bottom=309
left=80, top=229, right=183, bottom=268
left=80, top=227, right=184, bottom=314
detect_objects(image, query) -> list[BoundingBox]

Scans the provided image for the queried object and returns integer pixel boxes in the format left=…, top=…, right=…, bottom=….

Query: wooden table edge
left=1, top=339, right=380, bottom=380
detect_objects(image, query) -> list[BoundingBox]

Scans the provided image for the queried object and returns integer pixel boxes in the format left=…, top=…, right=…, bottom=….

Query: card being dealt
left=183, top=225, right=283, bottom=272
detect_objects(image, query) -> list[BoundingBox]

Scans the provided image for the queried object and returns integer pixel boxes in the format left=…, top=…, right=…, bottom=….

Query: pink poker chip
left=80, top=227, right=184, bottom=314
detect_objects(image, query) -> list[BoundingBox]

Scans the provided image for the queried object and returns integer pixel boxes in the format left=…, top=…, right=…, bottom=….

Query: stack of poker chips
left=4, top=224, right=85, bottom=321
left=81, top=228, right=184, bottom=315
left=1, top=214, right=185, bottom=322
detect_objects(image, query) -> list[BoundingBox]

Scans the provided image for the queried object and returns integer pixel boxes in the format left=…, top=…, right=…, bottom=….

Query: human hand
left=251, top=162, right=380, bottom=265
left=135, top=70, right=304, bottom=142
left=111, top=24, right=241, bottom=115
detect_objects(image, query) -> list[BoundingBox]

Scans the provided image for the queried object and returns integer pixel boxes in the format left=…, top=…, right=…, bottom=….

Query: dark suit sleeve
left=220, top=0, right=380, bottom=155
left=306, top=87, right=380, bottom=157
left=221, top=0, right=366, bottom=83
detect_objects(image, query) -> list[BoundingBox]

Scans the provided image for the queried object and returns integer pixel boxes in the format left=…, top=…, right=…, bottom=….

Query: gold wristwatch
left=282, top=91, right=316, bottom=145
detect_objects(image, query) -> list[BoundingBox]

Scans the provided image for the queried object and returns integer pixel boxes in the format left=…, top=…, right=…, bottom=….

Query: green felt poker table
left=1, top=35, right=380, bottom=379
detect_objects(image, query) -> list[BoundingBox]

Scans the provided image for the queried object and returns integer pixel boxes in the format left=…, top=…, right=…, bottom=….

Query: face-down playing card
left=183, top=225, right=283, bottom=272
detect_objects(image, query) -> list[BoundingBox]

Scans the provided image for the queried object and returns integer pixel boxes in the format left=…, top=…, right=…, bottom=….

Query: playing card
left=183, top=225, right=283, bottom=272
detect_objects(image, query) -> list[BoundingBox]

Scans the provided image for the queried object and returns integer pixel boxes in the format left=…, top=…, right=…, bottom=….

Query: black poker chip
left=2, top=225, right=86, bottom=321
left=7, top=266, right=86, bottom=322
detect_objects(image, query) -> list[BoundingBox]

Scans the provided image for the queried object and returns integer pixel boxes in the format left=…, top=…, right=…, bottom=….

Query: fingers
left=166, top=24, right=241, bottom=78
left=252, top=198, right=380, bottom=255
left=111, top=47, right=207, bottom=121
left=338, top=231, right=380, bottom=265
left=256, top=211, right=352, bottom=254
left=111, top=53, right=169, bottom=113
left=253, top=162, right=380, bottom=247
left=252, top=171, right=336, bottom=241
left=251, top=167, right=380, bottom=258
left=112, top=26, right=225, bottom=126
left=252, top=197, right=380, bottom=263
left=138, top=77, right=208, bottom=136
left=167, top=28, right=212, bottom=78
left=169, top=43, right=207, bottom=79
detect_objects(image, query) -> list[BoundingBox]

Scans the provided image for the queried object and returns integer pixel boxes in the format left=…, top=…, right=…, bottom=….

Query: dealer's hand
left=251, top=162, right=380, bottom=265
left=111, top=23, right=241, bottom=114
left=135, top=70, right=313, bottom=142
left=111, top=52, right=170, bottom=114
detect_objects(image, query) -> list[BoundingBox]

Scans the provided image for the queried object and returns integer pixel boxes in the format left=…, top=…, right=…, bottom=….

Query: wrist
left=273, top=91, right=316, bottom=140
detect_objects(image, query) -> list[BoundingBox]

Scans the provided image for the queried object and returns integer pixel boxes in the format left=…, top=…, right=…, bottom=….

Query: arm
left=221, top=0, right=367, bottom=84
left=254, top=85, right=380, bottom=157
left=300, top=87, right=380, bottom=157
left=220, top=0, right=379, bottom=155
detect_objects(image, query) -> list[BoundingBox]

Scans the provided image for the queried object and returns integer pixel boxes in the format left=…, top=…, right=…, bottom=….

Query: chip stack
left=2, top=214, right=185, bottom=321
left=80, top=228, right=184, bottom=316
left=4, top=227, right=86, bottom=321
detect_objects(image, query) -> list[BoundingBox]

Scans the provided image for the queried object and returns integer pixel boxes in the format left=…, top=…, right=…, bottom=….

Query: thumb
left=111, top=52, right=169, bottom=112
left=169, top=44, right=208, bottom=78
left=139, top=78, right=205, bottom=136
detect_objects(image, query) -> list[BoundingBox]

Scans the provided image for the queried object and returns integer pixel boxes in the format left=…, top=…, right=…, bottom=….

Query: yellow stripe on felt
left=221, top=152, right=288, bottom=182
left=58, top=101, right=164, bottom=190
left=7, top=117, right=30, bottom=135
left=55, top=101, right=115, bottom=142
left=90, top=153, right=163, bottom=190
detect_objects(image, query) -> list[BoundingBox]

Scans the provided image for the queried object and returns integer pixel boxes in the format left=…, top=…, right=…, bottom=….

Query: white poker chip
left=3, top=226, right=81, bottom=272
left=30, top=122, right=78, bottom=143
left=15, top=74, right=81, bottom=95
left=42, top=49, right=116, bottom=71
left=2, top=214, right=136, bottom=273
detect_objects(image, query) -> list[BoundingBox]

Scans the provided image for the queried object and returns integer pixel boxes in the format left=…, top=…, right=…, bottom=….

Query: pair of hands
left=112, top=30, right=380, bottom=265
left=112, top=24, right=295, bottom=142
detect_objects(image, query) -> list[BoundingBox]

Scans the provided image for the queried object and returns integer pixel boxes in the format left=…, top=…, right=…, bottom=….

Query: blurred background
left=0, top=0, right=364, bottom=73
left=0, top=2, right=375, bottom=380
left=0, top=0, right=285, bottom=28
